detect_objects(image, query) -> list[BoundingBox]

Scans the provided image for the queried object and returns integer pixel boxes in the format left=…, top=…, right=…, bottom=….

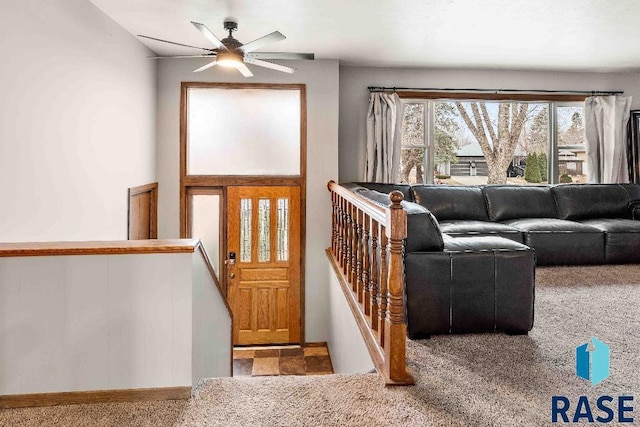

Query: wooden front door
left=227, top=186, right=301, bottom=345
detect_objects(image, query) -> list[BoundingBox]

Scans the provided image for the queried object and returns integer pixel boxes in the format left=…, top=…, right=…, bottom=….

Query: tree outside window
left=400, top=99, right=586, bottom=185
left=400, top=103, right=461, bottom=183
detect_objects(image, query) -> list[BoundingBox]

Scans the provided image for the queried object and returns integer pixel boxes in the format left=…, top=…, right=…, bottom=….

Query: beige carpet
left=2, top=265, right=639, bottom=426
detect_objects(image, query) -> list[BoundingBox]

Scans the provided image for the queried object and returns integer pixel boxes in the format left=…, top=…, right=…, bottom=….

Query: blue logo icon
left=576, top=337, right=610, bottom=386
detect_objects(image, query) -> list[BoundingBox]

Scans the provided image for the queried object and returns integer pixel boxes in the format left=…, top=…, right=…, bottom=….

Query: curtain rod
left=367, top=86, right=624, bottom=95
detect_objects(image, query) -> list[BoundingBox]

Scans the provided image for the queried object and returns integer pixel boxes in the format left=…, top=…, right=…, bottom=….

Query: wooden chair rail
left=327, top=181, right=414, bottom=386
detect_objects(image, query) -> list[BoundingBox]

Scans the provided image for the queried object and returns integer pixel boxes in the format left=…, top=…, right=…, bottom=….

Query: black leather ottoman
left=404, top=236, right=535, bottom=338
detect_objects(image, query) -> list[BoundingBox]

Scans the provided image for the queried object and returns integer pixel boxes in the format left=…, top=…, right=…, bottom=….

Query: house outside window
left=400, top=99, right=586, bottom=185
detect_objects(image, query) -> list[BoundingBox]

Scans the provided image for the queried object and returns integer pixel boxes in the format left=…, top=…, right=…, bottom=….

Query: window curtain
left=364, top=92, right=403, bottom=182
left=584, top=95, right=633, bottom=183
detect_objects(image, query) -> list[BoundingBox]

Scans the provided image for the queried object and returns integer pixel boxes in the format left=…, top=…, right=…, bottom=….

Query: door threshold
left=234, top=344, right=301, bottom=350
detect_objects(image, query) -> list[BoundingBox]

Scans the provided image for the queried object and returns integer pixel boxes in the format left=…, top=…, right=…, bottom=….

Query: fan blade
left=191, top=22, right=228, bottom=51
left=193, top=60, right=218, bottom=73
left=237, top=63, right=254, bottom=78
left=244, top=58, right=295, bottom=74
left=245, top=52, right=314, bottom=60
left=240, top=31, right=286, bottom=53
left=148, top=54, right=217, bottom=59
left=137, top=35, right=213, bottom=52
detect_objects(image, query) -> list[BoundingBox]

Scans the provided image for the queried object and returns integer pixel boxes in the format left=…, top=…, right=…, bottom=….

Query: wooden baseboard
left=0, top=386, right=191, bottom=409
left=304, top=341, right=328, bottom=348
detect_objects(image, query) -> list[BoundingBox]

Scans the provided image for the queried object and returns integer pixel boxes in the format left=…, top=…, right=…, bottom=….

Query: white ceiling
left=88, top=0, right=640, bottom=72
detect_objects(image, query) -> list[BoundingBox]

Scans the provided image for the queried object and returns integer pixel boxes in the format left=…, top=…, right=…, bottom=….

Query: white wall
left=327, top=262, right=375, bottom=374
left=339, top=66, right=640, bottom=182
left=0, top=249, right=231, bottom=395
left=156, top=60, right=340, bottom=342
left=0, top=0, right=157, bottom=242
left=192, top=249, right=232, bottom=384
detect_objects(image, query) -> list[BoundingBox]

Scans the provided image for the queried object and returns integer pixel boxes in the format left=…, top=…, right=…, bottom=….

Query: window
left=179, top=82, right=305, bottom=238
left=556, top=104, right=588, bottom=183
left=187, top=87, right=301, bottom=176
left=400, top=99, right=586, bottom=185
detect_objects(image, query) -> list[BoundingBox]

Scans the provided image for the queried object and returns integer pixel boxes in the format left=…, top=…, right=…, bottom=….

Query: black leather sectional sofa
left=345, top=182, right=640, bottom=338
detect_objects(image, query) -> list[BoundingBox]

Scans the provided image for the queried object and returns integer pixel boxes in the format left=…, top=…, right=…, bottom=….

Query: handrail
left=194, top=241, right=233, bottom=376
left=195, top=241, right=233, bottom=318
left=327, top=180, right=414, bottom=386
left=328, top=182, right=387, bottom=225
left=0, top=238, right=231, bottom=319
left=0, top=239, right=200, bottom=257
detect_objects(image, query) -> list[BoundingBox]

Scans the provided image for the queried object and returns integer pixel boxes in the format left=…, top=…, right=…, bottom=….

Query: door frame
left=179, top=82, right=307, bottom=345
left=185, top=187, right=226, bottom=294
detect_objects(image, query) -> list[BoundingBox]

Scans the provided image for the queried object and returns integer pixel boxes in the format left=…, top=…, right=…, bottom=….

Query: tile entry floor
left=233, top=345, right=334, bottom=377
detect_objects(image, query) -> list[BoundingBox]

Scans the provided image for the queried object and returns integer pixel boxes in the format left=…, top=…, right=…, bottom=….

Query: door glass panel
left=187, top=88, right=301, bottom=175
left=277, top=198, right=289, bottom=262
left=258, top=199, right=271, bottom=262
left=191, top=194, right=220, bottom=274
left=240, top=198, right=252, bottom=262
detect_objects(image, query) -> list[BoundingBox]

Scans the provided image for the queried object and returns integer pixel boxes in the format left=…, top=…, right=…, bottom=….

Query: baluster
left=344, top=199, right=352, bottom=277
left=339, top=197, right=347, bottom=269
left=349, top=204, right=358, bottom=291
left=384, top=191, right=412, bottom=384
left=369, top=218, right=379, bottom=330
left=336, top=195, right=343, bottom=263
left=356, top=208, right=364, bottom=303
left=378, top=226, right=388, bottom=348
left=362, top=213, right=371, bottom=316
left=335, top=194, right=342, bottom=261
left=331, top=192, right=337, bottom=255
left=336, top=194, right=343, bottom=266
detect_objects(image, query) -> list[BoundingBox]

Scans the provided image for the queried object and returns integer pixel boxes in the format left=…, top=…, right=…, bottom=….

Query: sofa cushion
left=411, top=185, right=488, bottom=221
left=439, top=220, right=524, bottom=243
left=442, top=235, right=531, bottom=253
left=552, top=184, right=630, bottom=220
left=483, top=185, right=557, bottom=221
left=579, top=218, right=640, bottom=263
left=503, top=218, right=604, bottom=265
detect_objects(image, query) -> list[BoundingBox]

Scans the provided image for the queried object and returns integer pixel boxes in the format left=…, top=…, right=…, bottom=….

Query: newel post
left=384, top=190, right=414, bottom=385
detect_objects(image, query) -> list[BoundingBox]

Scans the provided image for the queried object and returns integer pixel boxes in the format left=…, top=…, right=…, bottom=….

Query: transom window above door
left=186, top=86, right=302, bottom=176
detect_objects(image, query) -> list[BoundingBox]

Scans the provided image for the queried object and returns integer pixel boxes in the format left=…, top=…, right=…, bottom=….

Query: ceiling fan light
left=217, top=51, right=243, bottom=68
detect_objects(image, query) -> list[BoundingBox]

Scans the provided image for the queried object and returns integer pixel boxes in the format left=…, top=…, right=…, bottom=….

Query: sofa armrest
left=404, top=202, right=444, bottom=252
left=630, top=201, right=640, bottom=220
left=347, top=188, right=444, bottom=252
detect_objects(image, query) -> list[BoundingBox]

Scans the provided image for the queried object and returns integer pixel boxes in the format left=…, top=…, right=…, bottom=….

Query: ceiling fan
left=138, top=21, right=314, bottom=77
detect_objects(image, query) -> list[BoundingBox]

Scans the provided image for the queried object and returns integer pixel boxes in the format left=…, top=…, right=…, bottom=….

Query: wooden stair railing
left=327, top=181, right=414, bottom=385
